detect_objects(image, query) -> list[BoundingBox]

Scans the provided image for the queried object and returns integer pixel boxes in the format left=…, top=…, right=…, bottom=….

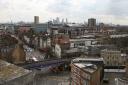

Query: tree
left=27, top=28, right=35, bottom=38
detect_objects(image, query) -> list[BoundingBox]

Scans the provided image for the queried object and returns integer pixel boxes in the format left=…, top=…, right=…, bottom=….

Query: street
left=24, top=45, right=46, bottom=62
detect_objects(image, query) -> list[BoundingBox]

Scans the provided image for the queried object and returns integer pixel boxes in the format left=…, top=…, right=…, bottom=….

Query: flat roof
left=104, top=69, right=126, bottom=73
left=70, top=39, right=95, bottom=42
left=74, top=63, right=97, bottom=73
left=0, top=60, right=31, bottom=84
left=72, top=58, right=104, bottom=62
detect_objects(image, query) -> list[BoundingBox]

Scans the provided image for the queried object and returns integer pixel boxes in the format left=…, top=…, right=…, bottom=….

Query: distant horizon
left=0, top=17, right=128, bottom=26
left=0, top=0, right=128, bottom=25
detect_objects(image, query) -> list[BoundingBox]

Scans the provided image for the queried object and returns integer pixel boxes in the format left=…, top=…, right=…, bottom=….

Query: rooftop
left=64, top=48, right=79, bottom=53
left=74, top=63, right=97, bottom=73
left=72, top=57, right=104, bottom=62
left=0, top=60, right=31, bottom=84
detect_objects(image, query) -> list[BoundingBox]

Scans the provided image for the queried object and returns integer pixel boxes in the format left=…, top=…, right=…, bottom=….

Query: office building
left=34, top=16, right=39, bottom=24
left=101, top=49, right=127, bottom=66
left=88, top=18, right=96, bottom=27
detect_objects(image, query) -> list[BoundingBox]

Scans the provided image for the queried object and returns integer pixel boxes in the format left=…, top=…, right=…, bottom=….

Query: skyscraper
left=88, top=18, right=96, bottom=27
left=66, top=18, right=68, bottom=24
left=34, top=16, right=39, bottom=24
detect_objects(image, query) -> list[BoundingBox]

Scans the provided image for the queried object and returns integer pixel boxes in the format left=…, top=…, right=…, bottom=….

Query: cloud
left=108, top=0, right=128, bottom=17
left=47, top=0, right=71, bottom=13
left=0, top=0, right=128, bottom=25
left=0, top=0, right=10, bottom=9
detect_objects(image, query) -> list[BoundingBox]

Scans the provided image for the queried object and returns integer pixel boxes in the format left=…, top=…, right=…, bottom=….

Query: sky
left=0, top=0, right=128, bottom=25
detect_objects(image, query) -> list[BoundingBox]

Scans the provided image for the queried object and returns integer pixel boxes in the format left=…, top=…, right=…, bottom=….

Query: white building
left=70, top=39, right=96, bottom=48
left=55, top=44, right=61, bottom=58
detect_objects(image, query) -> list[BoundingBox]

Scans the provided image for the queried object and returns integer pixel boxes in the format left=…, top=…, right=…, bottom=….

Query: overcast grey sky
left=0, top=0, right=128, bottom=25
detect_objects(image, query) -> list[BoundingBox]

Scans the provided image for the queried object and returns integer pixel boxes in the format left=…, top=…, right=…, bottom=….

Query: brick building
left=71, top=58, right=104, bottom=85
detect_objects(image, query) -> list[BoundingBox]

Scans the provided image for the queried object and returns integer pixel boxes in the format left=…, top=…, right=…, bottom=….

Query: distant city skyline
left=0, top=0, right=128, bottom=25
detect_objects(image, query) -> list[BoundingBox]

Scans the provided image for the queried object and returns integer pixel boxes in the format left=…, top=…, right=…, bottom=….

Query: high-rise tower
left=34, top=16, right=39, bottom=24
left=88, top=18, right=96, bottom=27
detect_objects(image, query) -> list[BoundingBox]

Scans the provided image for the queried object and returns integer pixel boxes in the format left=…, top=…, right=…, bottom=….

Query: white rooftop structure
left=74, top=63, right=97, bottom=73
left=104, top=69, right=126, bottom=73
left=110, top=34, right=128, bottom=38
left=72, top=58, right=104, bottom=73
left=72, top=57, right=104, bottom=62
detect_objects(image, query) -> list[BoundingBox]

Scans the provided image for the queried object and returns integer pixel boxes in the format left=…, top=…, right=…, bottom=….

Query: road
left=24, top=45, right=46, bottom=62
left=11, top=34, right=46, bottom=62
